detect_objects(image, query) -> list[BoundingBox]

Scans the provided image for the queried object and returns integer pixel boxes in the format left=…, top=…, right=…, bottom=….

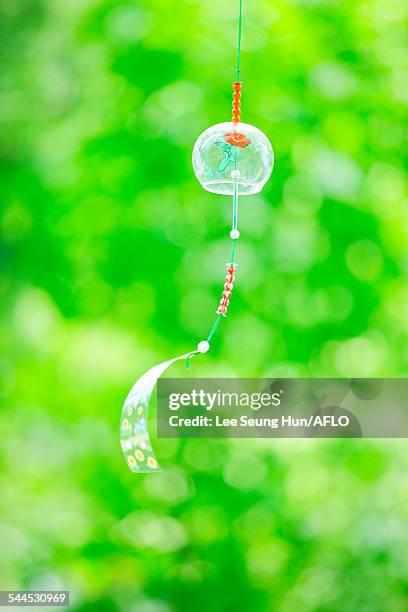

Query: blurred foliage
left=1, top=0, right=408, bottom=610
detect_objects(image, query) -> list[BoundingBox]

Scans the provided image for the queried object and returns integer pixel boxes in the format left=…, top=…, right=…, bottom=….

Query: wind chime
left=120, top=0, right=274, bottom=472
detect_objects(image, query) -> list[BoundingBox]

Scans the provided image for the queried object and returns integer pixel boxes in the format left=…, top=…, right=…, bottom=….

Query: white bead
left=230, top=229, right=240, bottom=239
left=231, top=170, right=241, bottom=179
left=197, top=340, right=210, bottom=353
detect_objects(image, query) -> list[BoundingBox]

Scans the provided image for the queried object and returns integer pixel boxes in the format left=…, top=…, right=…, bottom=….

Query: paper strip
left=120, top=353, right=190, bottom=473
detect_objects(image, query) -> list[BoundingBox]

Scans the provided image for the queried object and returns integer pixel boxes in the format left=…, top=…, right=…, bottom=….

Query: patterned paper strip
left=119, top=353, right=190, bottom=472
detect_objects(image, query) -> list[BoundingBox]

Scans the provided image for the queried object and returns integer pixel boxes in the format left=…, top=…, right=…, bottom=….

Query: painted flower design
left=147, top=456, right=158, bottom=469
left=127, top=455, right=137, bottom=468
left=135, top=449, right=145, bottom=462
left=223, top=132, right=250, bottom=148
left=214, top=131, right=251, bottom=172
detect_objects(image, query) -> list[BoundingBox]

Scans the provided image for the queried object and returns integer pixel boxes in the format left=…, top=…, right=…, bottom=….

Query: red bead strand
left=216, top=264, right=237, bottom=316
left=232, top=82, right=242, bottom=124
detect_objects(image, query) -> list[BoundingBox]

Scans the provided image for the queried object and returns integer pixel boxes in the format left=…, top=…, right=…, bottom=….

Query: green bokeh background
left=1, top=0, right=408, bottom=609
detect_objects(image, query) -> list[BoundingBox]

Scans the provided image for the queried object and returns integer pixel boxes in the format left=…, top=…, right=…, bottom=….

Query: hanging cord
left=186, top=0, right=243, bottom=368
left=236, top=0, right=243, bottom=82
left=185, top=350, right=199, bottom=369
left=186, top=182, right=239, bottom=369
left=207, top=314, right=222, bottom=342
left=204, top=150, right=239, bottom=348
left=232, top=150, right=239, bottom=232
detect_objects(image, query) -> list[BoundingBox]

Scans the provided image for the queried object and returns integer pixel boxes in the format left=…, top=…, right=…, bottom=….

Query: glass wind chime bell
left=192, top=85, right=274, bottom=195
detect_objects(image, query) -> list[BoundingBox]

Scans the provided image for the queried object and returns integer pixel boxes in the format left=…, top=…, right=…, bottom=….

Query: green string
left=232, top=150, right=238, bottom=230
left=236, top=0, right=243, bottom=82
left=185, top=350, right=199, bottom=369
left=186, top=0, right=242, bottom=369
left=207, top=314, right=222, bottom=342
left=230, top=239, right=237, bottom=263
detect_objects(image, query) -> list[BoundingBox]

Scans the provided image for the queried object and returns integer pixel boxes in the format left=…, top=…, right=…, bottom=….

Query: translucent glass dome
left=192, top=122, right=274, bottom=196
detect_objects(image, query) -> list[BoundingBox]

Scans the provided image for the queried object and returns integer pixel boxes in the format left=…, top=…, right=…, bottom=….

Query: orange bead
left=231, top=82, right=243, bottom=123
